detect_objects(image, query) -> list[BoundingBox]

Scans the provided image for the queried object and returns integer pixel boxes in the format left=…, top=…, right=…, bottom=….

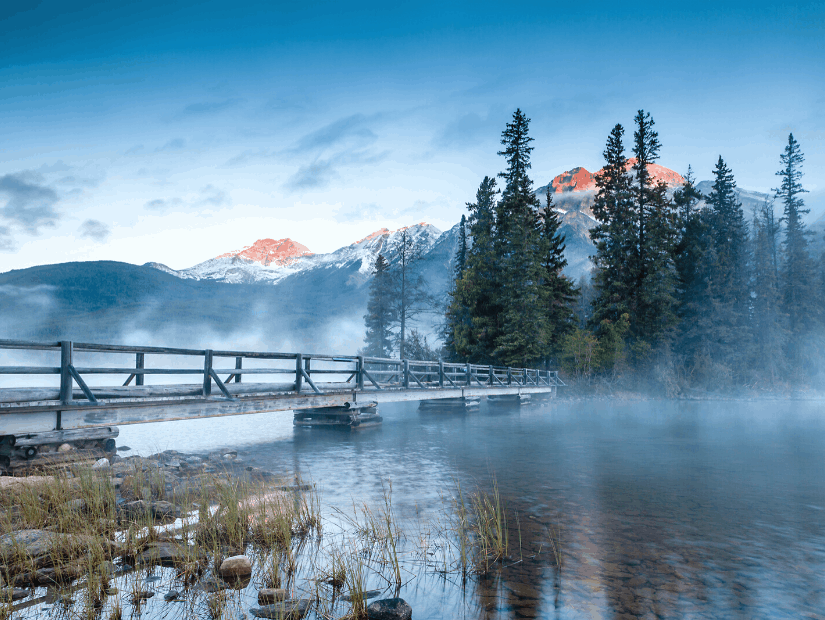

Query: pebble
left=257, top=588, right=287, bottom=604
left=164, top=590, right=180, bottom=601
left=131, top=590, right=154, bottom=602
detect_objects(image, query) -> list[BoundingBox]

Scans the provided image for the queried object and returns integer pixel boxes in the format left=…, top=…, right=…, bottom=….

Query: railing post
left=59, top=340, right=73, bottom=405
left=235, top=356, right=242, bottom=383
left=488, top=365, right=494, bottom=386
left=202, top=349, right=213, bottom=397
left=438, top=360, right=444, bottom=388
left=357, top=356, right=365, bottom=390
left=403, top=360, right=410, bottom=389
left=507, top=367, right=512, bottom=386
left=466, top=362, right=471, bottom=386
left=135, top=353, right=145, bottom=386
left=295, top=353, right=303, bottom=393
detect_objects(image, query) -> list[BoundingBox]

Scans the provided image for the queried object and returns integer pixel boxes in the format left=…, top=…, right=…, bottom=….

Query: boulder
left=57, top=444, right=74, bottom=453
left=367, top=598, right=413, bottom=620
left=250, top=599, right=312, bottom=619
left=136, top=542, right=196, bottom=568
left=257, top=588, right=287, bottom=604
left=0, top=529, right=120, bottom=572
left=219, top=555, right=252, bottom=580
left=10, top=588, right=30, bottom=601
left=91, top=458, right=110, bottom=470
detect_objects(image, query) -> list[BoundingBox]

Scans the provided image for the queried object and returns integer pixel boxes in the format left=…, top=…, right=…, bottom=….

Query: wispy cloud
left=0, top=172, right=60, bottom=234
left=155, top=138, right=186, bottom=152
left=291, top=113, right=378, bottom=154
left=198, top=184, right=228, bottom=206
left=144, top=197, right=184, bottom=211
left=435, top=111, right=500, bottom=149
left=79, top=219, right=110, bottom=241
left=284, top=149, right=389, bottom=192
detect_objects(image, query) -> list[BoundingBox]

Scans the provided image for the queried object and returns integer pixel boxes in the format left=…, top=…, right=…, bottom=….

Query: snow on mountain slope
left=156, top=223, right=443, bottom=285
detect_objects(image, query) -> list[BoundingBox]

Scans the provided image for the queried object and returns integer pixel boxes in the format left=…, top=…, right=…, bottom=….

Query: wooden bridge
left=0, top=339, right=564, bottom=438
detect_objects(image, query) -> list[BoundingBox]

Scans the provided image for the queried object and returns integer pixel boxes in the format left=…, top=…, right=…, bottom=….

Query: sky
left=0, top=0, right=823, bottom=271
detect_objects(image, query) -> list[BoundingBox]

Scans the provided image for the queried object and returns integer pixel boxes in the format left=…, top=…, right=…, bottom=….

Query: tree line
left=364, top=108, right=820, bottom=391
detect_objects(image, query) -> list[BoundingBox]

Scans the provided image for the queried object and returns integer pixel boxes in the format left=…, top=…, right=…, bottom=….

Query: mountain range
left=0, top=164, right=807, bottom=354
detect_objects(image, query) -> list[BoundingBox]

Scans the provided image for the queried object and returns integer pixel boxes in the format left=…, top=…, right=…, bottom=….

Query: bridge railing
left=0, top=339, right=564, bottom=406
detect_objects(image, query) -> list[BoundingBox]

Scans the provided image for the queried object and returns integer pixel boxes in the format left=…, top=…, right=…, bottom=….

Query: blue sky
left=1, top=0, right=823, bottom=270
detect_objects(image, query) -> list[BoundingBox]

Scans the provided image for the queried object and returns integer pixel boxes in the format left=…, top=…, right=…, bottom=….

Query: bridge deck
left=0, top=339, right=564, bottom=433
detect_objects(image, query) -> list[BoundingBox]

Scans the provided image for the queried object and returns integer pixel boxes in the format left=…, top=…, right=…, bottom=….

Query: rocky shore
left=0, top=450, right=413, bottom=620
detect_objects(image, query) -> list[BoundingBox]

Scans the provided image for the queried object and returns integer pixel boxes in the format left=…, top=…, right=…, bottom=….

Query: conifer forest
left=364, top=109, right=821, bottom=394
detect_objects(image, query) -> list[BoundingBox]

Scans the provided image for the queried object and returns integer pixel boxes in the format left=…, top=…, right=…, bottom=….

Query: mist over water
left=118, top=397, right=825, bottom=619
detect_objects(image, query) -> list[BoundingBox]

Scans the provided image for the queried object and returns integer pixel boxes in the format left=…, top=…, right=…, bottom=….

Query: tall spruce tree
left=630, top=110, right=678, bottom=349
left=389, top=228, right=430, bottom=359
left=590, top=124, right=636, bottom=330
left=542, top=187, right=578, bottom=365
left=706, top=156, right=750, bottom=374
left=492, top=109, right=549, bottom=366
left=775, top=133, right=815, bottom=366
left=444, top=215, right=470, bottom=360
left=449, top=176, right=501, bottom=362
left=673, top=166, right=717, bottom=379
left=363, top=254, right=395, bottom=358
left=751, top=199, right=787, bottom=381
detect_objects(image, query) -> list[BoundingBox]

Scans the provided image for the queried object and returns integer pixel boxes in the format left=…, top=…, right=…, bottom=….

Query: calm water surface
left=118, top=398, right=825, bottom=619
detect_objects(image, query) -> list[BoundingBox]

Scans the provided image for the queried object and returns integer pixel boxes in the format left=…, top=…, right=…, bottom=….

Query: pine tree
left=775, top=133, right=815, bottom=365
left=363, top=254, right=395, bottom=358
left=631, top=110, right=678, bottom=349
left=751, top=199, right=787, bottom=381
left=590, top=124, right=636, bottom=330
left=444, top=215, right=469, bottom=360
left=706, top=156, right=750, bottom=375
left=542, top=187, right=578, bottom=365
left=492, top=109, right=549, bottom=366
left=673, top=166, right=717, bottom=381
left=389, top=228, right=431, bottom=359
left=449, top=176, right=501, bottom=362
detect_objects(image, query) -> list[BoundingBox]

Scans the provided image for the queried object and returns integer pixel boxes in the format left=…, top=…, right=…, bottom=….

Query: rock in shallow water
left=249, top=599, right=312, bottom=619
left=257, top=588, right=287, bottom=604
left=164, top=590, right=180, bottom=601
left=366, top=598, right=412, bottom=620
left=219, top=555, right=252, bottom=579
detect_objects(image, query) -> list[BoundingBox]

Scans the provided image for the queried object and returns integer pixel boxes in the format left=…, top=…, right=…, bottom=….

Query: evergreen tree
left=492, top=109, right=549, bottom=366
left=706, top=156, right=750, bottom=374
left=444, top=215, right=469, bottom=360
left=541, top=187, right=578, bottom=365
left=775, top=133, right=815, bottom=366
left=751, top=199, right=787, bottom=381
left=389, top=228, right=431, bottom=358
left=673, top=166, right=717, bottom=382
left=449, top=176, right=501, bottom=362
left=630, top=110, right=678, bottom=349
left=590, top=124, right=636, bottom=330
left=363, top=254, right=395, bottom=358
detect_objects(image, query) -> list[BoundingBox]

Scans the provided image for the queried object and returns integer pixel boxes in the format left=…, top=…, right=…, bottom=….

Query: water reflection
left=117, top=398, right=825, bottom=619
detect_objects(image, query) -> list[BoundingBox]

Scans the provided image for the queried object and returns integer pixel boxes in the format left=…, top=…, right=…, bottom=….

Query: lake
left=113, top=396, right=825, bottom=619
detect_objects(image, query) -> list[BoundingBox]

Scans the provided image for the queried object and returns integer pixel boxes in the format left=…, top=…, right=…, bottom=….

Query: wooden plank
left=0, top=339, right=61, bottom=351
left=68, top=366, right=98, bottom=403
left=13, top=427, right=118, bottom=445
left=209, top=369, right=234, bottom=399
left=300, top=368, right=321, bottom=394
left=0, top=367, right=60, bottom=374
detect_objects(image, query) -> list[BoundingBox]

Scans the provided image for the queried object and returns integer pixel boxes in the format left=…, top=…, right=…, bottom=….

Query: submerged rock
left=367, top=598, right=413, bottom=620
left=219, top=555, right=252, bottom=579
left=164, top=590, right=180, bottom=601
left=250, top=599, right=312, bottom=619
left=257, top=588, right=287, bottom=604
left=0, top=529, right=120, bottom=572
left=136, top=541, right=197, bottom=568
left=341, top=589, right=383, bottom=602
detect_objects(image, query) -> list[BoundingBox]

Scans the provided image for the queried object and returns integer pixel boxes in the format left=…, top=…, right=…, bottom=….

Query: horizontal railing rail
left=0, top=339, right=565, bottom=409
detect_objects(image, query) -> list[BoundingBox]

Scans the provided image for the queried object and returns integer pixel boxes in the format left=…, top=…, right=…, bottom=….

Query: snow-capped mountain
left=146, top=223, right=443, bottom=285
